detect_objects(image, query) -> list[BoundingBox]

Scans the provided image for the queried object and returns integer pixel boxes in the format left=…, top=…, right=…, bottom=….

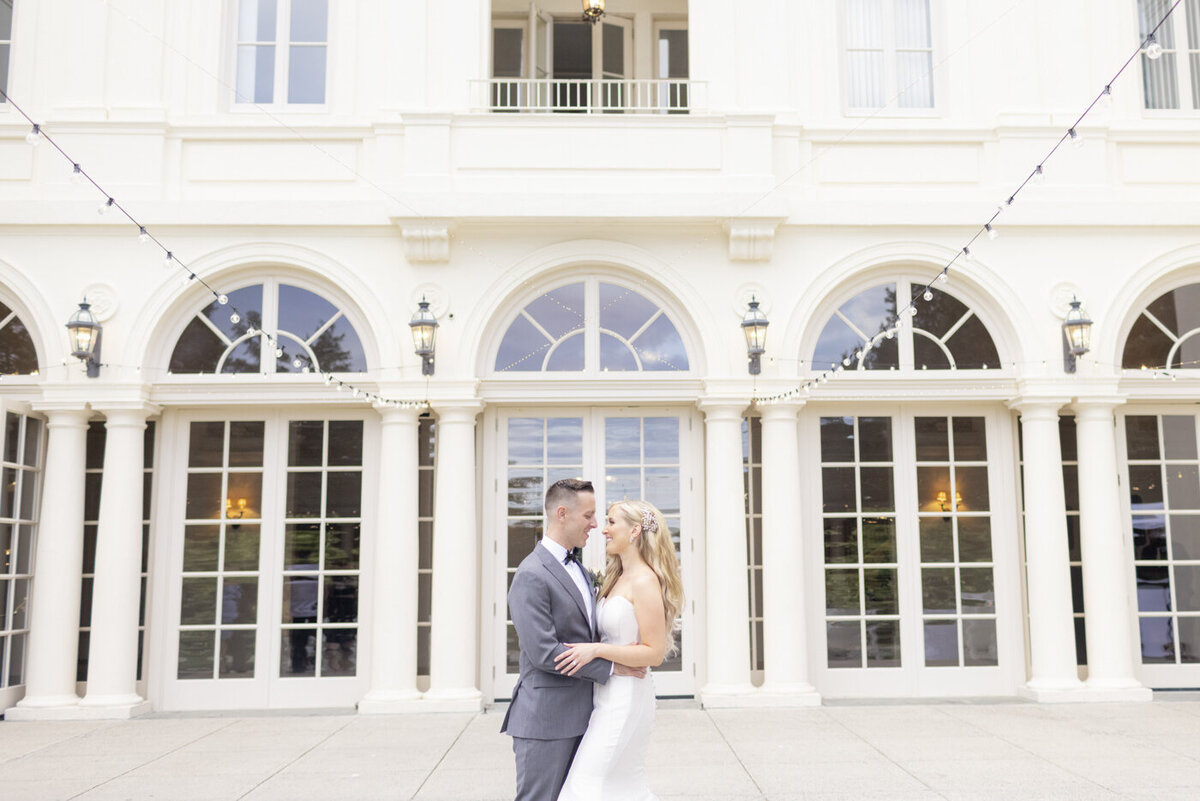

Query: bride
left=553, top=500, right=684, bottom=801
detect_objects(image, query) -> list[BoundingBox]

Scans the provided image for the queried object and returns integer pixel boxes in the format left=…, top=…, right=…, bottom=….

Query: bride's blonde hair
left=598, top=500, right=684, bottom=654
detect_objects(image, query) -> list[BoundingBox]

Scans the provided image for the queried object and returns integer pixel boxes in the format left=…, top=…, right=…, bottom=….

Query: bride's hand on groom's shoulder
left=555, top=642, right=600, bottom=676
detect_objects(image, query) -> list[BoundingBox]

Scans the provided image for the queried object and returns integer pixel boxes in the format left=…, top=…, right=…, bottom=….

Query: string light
left=163, top=252, right=174, bottom=270
left=138, top=226, right=150, bottom=244
left=924, top=289, right=934, bottom=302
left=1068, top=128, right=1083, bottom=148
left=70, top=164, right=86, bottom=186
left=229, top=312, right=240, bottom=325
left=217, top=294, right=228, bottom=305
left=97, top=197, right=114, bottom=215
left=985, top=223, right=998, bottom=240
left=24, top=124, right=40, bottom=146
left=1032, top=164, right=1045, bottom=184
left=1145, top=33, right=1163, bottom=60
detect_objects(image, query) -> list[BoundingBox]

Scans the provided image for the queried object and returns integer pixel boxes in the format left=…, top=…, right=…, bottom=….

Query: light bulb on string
left=1145, top=33, right=1163, bottom=60
left=293, top=358, right=303, bottom=369
left=181, top=272, right=195, bottom=288
left=1068, top=128, right=1083, bottom=149
left=938, top=270, right=949, bottom=284
left=97, top=197, right=114, bottom=215
left=336, top=382, right=345, bottom=392
left=274, top=347, right=283, bottom=358
left=924, top=289, right=933, bottom=302
left=24, top=124, right=40, bottom=146
left=1100, top=85, right=1113, bottom=108
left=217, top=294, right=228, bottom=305
left=229, top=312, right=241, bottom=325
left=70, top=164, right=86, bottom=186
left=985, top=223, right=998, bottom=240
left=352, top=388, right=360, bottom=399
left=1033, top=165, right=1045, bottom=184
left=885, top=328, right=895, bottom=340
left=163, top=252, right=174, bottom=270
left=963, top=246, right=975, bottom=262
left=842, top=357, right=851, bottom=367
left=138, top=226, right=150, bottom=244
left=324, top=373, right=334, bottom=385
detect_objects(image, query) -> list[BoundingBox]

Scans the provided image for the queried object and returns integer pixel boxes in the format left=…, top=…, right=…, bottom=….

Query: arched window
left=493, top=279, right=689, bottom=373
left=169, top=281, right=366, bottom=374
left=1122, top=283, right=1200, bottom=370
left=0, top=300, right=38, bottom=375
left=812, top=280, right=1000, bottom=371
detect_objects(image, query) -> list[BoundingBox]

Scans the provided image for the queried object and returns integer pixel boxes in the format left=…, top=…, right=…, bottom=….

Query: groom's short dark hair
left=544, top=478, right=594, bottom=514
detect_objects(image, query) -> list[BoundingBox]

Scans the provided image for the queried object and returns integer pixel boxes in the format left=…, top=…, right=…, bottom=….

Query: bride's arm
left=556, top=573, right=668, bottom=674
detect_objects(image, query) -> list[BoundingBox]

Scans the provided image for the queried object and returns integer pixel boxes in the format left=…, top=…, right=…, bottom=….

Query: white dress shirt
left=540, top=537, right=594, bottom=629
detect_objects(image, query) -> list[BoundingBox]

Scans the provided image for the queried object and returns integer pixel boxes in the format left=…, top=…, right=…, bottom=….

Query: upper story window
left=235, top=0, right=328, bottom=106
left=0, top=299, right=37, bottom=375
left=1, top=0, right=13, bottom=101
left=1122, top=282, right=1200, bottom=370
left=842, top=0, right=934, bottom=111
left=485, top=6, right=692, bottom=114
left=493, top=279, right=690, bottom=373
left=169, top=280, right=365, bottom=374
left=812, top=281, right=1000, bottom=372
left=1139, top=0, right=1200, bottom=110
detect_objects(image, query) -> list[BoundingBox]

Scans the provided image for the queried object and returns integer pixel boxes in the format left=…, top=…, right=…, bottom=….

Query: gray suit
left=502, top=544, right=611, bottom=801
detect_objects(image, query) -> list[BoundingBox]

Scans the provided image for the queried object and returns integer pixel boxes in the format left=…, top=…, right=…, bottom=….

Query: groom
left=502, top=478, right=645, bottom=801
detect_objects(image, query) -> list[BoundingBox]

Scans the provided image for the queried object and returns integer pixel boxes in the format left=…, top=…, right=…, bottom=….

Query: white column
left=758, top=402, right=820, bottom=704
left=359, top=406, right=424, bottom=713
left=698, top=401, right=756, bottom=706
left=1011, top=400, right=1083, bottom=701
left=79, top=404, right=156, bottom=718
left=424, top=403, right=483, bottom=711
left=1073, top=400, right=1151, bottom=700
left=9, top=408, right=91, bottom=719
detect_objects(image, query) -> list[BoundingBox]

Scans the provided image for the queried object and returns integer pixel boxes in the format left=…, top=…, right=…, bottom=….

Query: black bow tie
left=563, top=548, right=583, bottom=567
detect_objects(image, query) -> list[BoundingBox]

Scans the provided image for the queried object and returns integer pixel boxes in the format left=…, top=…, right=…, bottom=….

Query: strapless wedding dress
left=557, top=596, right=657, bottom=801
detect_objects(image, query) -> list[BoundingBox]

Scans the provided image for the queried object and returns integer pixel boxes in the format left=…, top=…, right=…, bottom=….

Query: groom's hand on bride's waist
left=613, top=663, right=647, bottom=679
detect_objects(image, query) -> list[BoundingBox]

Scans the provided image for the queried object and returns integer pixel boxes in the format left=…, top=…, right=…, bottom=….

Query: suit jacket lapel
left=535, top=545, right=591, bottom=628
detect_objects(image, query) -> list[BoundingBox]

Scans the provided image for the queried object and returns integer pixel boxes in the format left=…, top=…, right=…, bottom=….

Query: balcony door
left=488, top=407, right=698, bottom=700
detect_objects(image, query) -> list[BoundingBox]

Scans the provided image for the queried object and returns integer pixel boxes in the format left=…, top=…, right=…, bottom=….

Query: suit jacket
left=501, top=544, right=611, bottom=740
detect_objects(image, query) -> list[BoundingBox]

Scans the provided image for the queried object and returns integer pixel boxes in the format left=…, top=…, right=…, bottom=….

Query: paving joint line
left=1, top=719, right=118, bottom=765
left=938, top=705, right=1129, bottom=797
left=406, top=711, right=478, bottom=800
left=234, top=716, right=358, bottom=800
left=702, top=708, right=767, bottom=800
left=64, top=718, right=242, bottom=800
left=821, top=706, right=952, bottom=801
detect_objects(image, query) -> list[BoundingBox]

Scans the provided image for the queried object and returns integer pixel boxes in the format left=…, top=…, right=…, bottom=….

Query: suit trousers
left=513, top=735, right=582, bottom=801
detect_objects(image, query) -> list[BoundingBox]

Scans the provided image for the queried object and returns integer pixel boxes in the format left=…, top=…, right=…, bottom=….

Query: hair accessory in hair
left=640, top=506, right=658, bottom=535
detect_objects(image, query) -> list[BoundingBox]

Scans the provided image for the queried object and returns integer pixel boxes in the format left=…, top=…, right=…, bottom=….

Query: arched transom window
left=494, top=279, right=689, bottom=373
left=169, top=280, right=366, bottom=374
left=0, top=300, right=38, bottom=375
left=1122, top=283, right=1200, bottom=370
left=813, top=280, right=1000, bottom=372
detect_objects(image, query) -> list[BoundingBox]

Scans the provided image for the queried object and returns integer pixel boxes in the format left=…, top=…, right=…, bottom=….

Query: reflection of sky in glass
left=203, top=285, right=262, bottom=342
left=600, top=334, right=638, bottom=371
left=547, top=418, right=583, bottom=464
left=839, top=284, right=895, bottom=334
left=238, top=0, right=277, bottom=40
left=278, top=284, right=336, bottom=341
left=507, top=418, right=544, bottom=464
left=495, top=315, right=550, bottom=371
left=288, top=46, right=326, bottom=104
left=289, top=0, right=327, bottom=41
left=605, top=468, right=641, bottom=504
left=643, top=418, right=679, bottom=463
left=526, top=283, right=584, bottom=339
left=236, top=45, right=275, bottom=103
left=599, top=283, right=657, bottom=339
left=546, top=332, right=584, bottom=371
left=633, top=315, right=689, bottom=371
left=606, top=418, right=640, bottom=462
left=645, top=469, right=679, bottom=514
left=813, top=316, right=860, bottom=370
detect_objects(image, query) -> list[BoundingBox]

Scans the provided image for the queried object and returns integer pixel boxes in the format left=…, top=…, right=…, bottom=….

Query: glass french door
left=160, top=410, right=374, bottom=710
left=808, top=407, right=1020, bottom=697
left=1121, top=410, right=1200, bottom=687
left=490, top=407, right=697, bottom=699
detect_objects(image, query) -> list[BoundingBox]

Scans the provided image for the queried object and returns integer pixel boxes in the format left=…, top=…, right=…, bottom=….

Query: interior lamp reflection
left=226, top=497, right=248, bottom=519
left=935, top=490, right=963, bottom=512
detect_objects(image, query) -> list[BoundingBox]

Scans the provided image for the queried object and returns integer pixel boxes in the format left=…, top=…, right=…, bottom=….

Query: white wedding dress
left=557, top=596, right=657, bottom=801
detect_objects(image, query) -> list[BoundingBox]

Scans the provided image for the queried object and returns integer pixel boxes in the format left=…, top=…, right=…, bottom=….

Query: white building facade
left=0, top=0, right=1198, bottom=717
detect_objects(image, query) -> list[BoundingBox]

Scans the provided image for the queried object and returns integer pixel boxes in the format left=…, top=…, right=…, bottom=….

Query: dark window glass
left=0, top=301, right=39, bottom=375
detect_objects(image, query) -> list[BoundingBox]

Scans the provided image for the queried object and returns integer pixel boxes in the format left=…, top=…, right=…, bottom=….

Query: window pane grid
left=743, top=416, right=764, bottom=675
left=1, top=411, right=42, bottom=689
left=821, top=416, right=901, bottom=670
left=1126, top=414, right=1200, bottom=665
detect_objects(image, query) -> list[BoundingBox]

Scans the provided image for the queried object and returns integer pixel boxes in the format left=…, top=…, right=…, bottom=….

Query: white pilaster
left=79, top=404, right=157, bottom=718
left=757, top=402, right=820, bottom=705
left=698, top=400, right=756, bottom=706
left=1011, top=399, right=1084, bottom=701
left=1073, top=399, right=1151, bottom=701
left=359, top=406, right=424, bottom=713
left=424, top=402, right=483, bottom=711
left=8, top=407, right=91, bottom=719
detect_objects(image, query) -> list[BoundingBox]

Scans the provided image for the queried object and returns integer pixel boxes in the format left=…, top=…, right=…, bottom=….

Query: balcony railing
left=470, top=79, right=706, bottom=114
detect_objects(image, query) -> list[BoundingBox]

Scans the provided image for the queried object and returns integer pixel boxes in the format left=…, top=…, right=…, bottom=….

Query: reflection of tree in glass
left=221, top=312, right=263, bottom=374
left=0, top=310, right=39, bottom=374
left=312, top=325, right=355, bottom=372
left=508, top=474, right=544, bottom=516
left=836, top=286, right=900, bottom=370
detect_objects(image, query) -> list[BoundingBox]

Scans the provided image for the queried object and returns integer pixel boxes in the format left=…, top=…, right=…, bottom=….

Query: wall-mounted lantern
left=409, top=298, right=439, bottom=376
left=1062, top=297, right=1092, bottom=374
left=66, top=300, right=102, bottom=378
left=741, top=296, right=769, bottom=376
left=582, top=0, right=605, bottom=24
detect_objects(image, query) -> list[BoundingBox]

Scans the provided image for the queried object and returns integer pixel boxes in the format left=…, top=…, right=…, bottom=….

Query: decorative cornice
left=396, top=219, right=452, bottom=263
